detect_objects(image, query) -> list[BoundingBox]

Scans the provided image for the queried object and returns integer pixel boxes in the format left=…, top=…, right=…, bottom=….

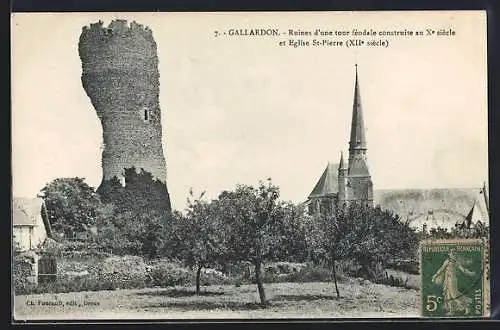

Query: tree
left=343, top=204, right=419, bottom=279
left=98, top=209, right=170, bottom=258
left=427, top=226, right=454, bottom=239
left=216, top=179, right=283, bottom=306
left=95, top=168, right=172, bottom=258
left=39, top=177, right=104, bottom=236
left=308, top=202, right=419, bottom=294
left=451, top=220, right=489, bottom=239
left=311, top=202, right=347, bottom=298
left=171, top=189, right=229, bottom=294
left=272, top=202, right=309, bottom=263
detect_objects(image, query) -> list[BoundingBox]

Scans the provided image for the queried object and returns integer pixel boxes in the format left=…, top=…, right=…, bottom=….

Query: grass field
left=14, top=279, right=420, bottom=320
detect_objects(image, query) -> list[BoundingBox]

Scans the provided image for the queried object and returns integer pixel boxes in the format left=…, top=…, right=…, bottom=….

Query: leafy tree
left=426, top=226, right=454, bottom=239
left=172, top=189, right=228, bottom=294
left=95, top=168, right=172, bottom=258
left=341, top=204, right=419, bottom=279
left=310, top=202, right=346, bottom=298
left=216, top=179, right=283, bottom=306
left=39, top=177, right=104, bottom=237
left=98, top=210, right=170, bottom=258
left=309, top=202, right=419, bottom=291
left=272, top=202, right=309, bottom=263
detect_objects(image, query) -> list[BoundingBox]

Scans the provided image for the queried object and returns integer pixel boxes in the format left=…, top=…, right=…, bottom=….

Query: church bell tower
left=345, top=65, right=373, bottom=207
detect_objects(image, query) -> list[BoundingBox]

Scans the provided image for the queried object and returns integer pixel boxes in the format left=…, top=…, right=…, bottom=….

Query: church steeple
left=349, top=64, right=367, bottom=153
left=339, top=151, right=347, bottom=171
left=338, top=151, right=348, bottom=205
left=346, top=64, right=372, bottom=207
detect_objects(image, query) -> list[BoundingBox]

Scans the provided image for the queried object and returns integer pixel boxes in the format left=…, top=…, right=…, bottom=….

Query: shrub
left=34, top=255, right=148, bottom=294
left=387, top=259, right=419, bottom=275
left=13, top=256, right=36, bottom=295
left=284, top=265, right=332, bottom=283
left=148, top=262, right=192, bottom=287
left=264, top=262, right=306, bottom=276
left=199, top=269, right=232, bottom=286
left=375, top=272, right=411, bottom=289
left=32, top=274, right=146, bottom=294
left=97, top=255, right=147, bottom=286
left=228, top=262, right=253, bottom=280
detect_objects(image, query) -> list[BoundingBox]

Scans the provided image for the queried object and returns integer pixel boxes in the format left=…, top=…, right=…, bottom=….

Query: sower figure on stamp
left=431, top=249, right=476, bottom=315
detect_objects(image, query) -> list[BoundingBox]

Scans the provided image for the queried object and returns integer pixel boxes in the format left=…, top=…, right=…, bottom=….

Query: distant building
left=307, top=65, right=373, bottom=214
left=13, top=197, right=53, bottom=251
left=375, top=184, right=489, bottom=232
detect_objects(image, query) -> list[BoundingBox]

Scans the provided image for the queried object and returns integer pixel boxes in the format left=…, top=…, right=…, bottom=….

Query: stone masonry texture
left=78, top=19, right=170, bottom=208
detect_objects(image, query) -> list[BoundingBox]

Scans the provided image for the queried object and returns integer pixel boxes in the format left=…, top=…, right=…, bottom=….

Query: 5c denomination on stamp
left=420, top=238, right=489, bottom=318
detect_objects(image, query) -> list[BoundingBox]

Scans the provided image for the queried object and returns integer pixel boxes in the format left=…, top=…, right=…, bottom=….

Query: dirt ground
left=13, top=279, right=420, bottom=320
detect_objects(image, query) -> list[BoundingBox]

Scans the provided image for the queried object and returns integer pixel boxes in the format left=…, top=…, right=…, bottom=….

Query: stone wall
left=347, top=176, right=373, bottom=205
left=78, top=20, right=170, bottom=207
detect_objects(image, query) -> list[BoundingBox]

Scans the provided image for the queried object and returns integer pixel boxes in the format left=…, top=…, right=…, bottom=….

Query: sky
left=11, top=11, right=488, bottom=210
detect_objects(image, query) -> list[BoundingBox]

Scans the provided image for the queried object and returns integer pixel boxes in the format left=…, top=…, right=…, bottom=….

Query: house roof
left=12, top=197, right=53, bottom=237
left=308, top=163, right=339, bottom=198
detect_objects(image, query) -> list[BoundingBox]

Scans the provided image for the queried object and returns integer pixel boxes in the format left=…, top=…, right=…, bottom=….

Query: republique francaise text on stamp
left=420, top=238, right=489, bottom=318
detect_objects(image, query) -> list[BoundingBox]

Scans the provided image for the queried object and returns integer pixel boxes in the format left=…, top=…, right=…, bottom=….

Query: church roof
left=308, top=163, right=339, bottom=198
left=349, top=65, right=367, bottom=151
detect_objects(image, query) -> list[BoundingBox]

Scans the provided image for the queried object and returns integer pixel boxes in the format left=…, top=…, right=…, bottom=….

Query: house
left=13, top=197, right=53, bottom=251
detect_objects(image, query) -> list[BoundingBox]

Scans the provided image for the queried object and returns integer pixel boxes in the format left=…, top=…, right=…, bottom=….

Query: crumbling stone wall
left=78, top=19, right=170, bottom=209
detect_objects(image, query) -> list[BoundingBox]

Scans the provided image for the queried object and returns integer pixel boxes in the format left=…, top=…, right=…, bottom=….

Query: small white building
left=13, top=197, right=53, bottom=251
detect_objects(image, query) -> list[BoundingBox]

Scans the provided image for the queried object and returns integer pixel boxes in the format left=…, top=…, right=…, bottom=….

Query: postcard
left=11, top=11, right=489, bottom=320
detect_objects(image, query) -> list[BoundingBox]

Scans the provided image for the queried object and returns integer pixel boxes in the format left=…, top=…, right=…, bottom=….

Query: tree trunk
left=254, top=261, right=267, bottom=306
left=331, top=258, right=340, bottom=298
left=196, top=265, right=202, bottom=295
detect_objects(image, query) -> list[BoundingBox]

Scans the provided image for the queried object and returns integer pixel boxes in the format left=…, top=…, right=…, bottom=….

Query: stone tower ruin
left=78, top=19, right=171, bottom=210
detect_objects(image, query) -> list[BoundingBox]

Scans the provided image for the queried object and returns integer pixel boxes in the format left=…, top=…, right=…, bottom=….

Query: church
left=307, top=65, right=373, bottom=215
left=305, top=67, right=488, bottom=233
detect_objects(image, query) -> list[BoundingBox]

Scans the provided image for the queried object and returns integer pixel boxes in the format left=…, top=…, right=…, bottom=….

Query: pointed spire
left=482, top=181, right=489, bottom=213
left=465, top=201, right=475, bottom=222
left=349, top=64, right=367, bottom=151
left=339, top=151, right=347, bottom=170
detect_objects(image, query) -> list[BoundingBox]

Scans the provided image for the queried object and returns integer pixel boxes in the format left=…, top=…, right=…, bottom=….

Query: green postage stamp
left=420, top=238, right=490, bottom=318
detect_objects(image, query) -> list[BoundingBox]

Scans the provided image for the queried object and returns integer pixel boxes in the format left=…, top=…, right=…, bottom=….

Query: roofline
left=40, top=200, right=53, bottom=238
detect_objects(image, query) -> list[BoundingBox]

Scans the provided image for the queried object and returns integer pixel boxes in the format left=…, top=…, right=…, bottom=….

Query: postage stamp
left=420, top=238, right=489, bottom=318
